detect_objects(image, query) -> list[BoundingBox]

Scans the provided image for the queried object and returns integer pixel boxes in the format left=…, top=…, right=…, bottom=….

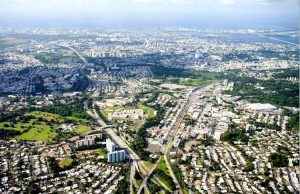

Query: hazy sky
left=0, top=0, right=299, bottom=29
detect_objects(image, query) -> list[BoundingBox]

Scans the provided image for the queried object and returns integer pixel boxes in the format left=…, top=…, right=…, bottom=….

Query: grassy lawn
left=100, top=109, right=109, bottom=119
left=0, top=117, right=57, bottom=142
left=0, top=111, right=92, bottom=142
left=74, top=125, right=92, bottom=134
left=140, top=161, right=155, bottom=174
left=16, top=123, right=57, bottom=142
left=59, top=157, right=73, bottom=169
left=174, top=77, right=218, bottom=87
left=78, top=147, right=107, bottom=157
left=155, top=176, right=173, bottom=191
left=183, top=187, right=189, bottom=194
left=65, top=116, right=88, bottom=123
left=151, top=175, right=172, bottom=192
left=137, top=103, right=155, bottom=118
left=0, top=121, right=32, bottom=132
left=143, top=161, right=154, bottom=170
left=26, top=111, right=64, bottom=122
left=150, top=158, right=176, bottom=191
left=136, top=179, right=142, bottom=187
left=156, top=70, right=220, bottom=87
left=0, top=37, right=28, bottom=49
left=156, top=158, right=170, bottom=176
left=98, top=148, right=107, bottom=156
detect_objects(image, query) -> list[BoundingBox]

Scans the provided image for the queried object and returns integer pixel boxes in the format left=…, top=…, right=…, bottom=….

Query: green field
left=0, top=111, right=92, bottom=142
left=78, top=147, right=107, bottom=157
left=26, top=111, right=64, bottom=122
left=178, top=77, right=216, bottom=86
left=137, top=103, right=156, bottom=118
left=156, top=158, right=170, bottom=176
left=149, top=157, right=175, bottom=191
left=75, top=125, right=92, bottom=134
left=136, top=179, right=142, bottom=187
left=143, top=161, right=155, bottom=170
left=0, top=37, right=28, bottom=49
left=59, top=157, right=74, bottom=168
left=35, top=52, right=81, bottom=64
left=16, top=124, right=57, bottom=142
left=150, top=66, right=221, bottom=87
left=150, top=74, right=218, bottom=87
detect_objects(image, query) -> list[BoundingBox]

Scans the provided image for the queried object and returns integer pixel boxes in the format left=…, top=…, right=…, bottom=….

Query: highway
left=55, top=43, right=88, bottom=64
left=136, top=156, right=162, bottom=194
left=85, top=89, right=154, bottom=194
left=53, top=43, right=88, bottom=75
left=84, top=73, right=145, bottom=194
left=258, top=34, right=299, bottom=46
left=77, top=40, right=212, bottom=193
left=85, top=102, right=141, bottom=193
left=136, top=84, right=213, bottom=193
left=137, top=87, right=203, bottom=193
left=162, top=90, right=198, bottom=194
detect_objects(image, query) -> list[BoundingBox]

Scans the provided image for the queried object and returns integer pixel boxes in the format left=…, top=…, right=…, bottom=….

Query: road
left=286, top=167, right=297, bottom=193
left=78, top=43, right=212, bottom=193
left=258, top=34, right=299, bottom=46
left=55, top=43, right=88, bottom=64
left=162, top=89, right=199, bottom=194
left=86, top=103, right=141, bottom=193
left=85, top=91, right=152, bottom=194
left=137, top=86, right=203, bottom=193
left=61, top=42, right=146, bottom=193
left=136, top=156, right=162, bottom=194
left=53, top=43, right=88, bottom=75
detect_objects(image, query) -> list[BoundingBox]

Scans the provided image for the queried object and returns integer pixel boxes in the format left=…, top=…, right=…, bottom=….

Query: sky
left=0, top=0, right=299, bottom=29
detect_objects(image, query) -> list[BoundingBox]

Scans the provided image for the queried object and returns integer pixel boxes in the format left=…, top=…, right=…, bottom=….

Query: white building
left=106, top=138, right=115, bottom=152
left=107, top=150, right=126, bottom=163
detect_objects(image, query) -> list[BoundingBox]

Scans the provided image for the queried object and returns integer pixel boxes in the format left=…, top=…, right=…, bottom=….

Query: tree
left=268, top=153, right=288, bottom=167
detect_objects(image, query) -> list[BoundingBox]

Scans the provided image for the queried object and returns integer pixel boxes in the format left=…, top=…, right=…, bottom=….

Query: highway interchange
left=73, top=43, right=209, bottom=193
left=85, top=78, right=211, bottom=193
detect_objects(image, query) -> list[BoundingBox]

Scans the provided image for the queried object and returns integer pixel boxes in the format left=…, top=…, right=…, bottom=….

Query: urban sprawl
left=0, top=27, right=299, bottom=194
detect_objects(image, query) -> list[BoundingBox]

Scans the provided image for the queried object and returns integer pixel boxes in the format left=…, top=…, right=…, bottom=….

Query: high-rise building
left=223, top=79, right=228, bottom=86
left=107, top=150, right=126, bottom=163
left=75, top=139, right=95, bottom=148
left=75, top=133, right=102, bottom=148
left=106, top=138, right=115, bottom=152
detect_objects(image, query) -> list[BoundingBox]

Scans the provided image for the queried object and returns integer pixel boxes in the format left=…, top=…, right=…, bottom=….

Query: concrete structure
left=246, top=103, right=278, bottom=113
left=85, top=134, right=102, bottom=140
left=107, top=150, right=126, bottom=163
left=76, top=139, right=95, bottom=148
left=106, top=138, right=116, bottom=152
left=75, top=133, right=102, bottom=148
left=223, top=79, right=228, bottom=86
left=110, top=109, right=144, bottom=121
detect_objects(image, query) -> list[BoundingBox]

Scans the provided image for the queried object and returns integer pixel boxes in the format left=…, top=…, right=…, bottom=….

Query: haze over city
left=0, top=0, right=299, bottom=28
left=0, top=0, right=299, bottom=194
